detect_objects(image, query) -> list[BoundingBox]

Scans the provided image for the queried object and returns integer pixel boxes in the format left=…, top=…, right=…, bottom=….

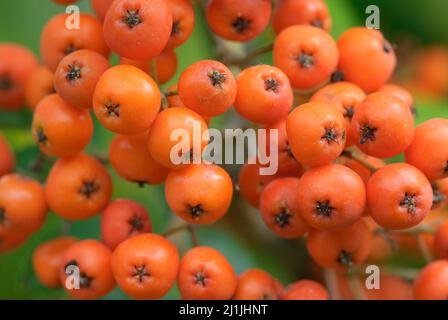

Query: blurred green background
left=0, top=0, right=447, bottom=299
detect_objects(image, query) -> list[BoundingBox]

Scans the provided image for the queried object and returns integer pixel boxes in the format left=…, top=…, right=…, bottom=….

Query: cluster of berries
left=0, top=0, right=448, bottom=300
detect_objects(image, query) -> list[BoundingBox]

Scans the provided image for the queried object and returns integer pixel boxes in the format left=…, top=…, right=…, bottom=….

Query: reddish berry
left=413, top=260, right=448, bottom=300
left=434, top=221, right=448, bottom=259
left=0, top=134, right=15, bottom=177
left=91, top=0, right=115, bottom=21
left=233, top=269, right=283, bottom=300
left=431, top=178, right=448, bottom=209
left=379, top=83, right=415, bottom=114
left=281, top=280, right=329, bottom=300
left=25, top=65, right=55, bottom=110
left=166, top=0, right=195, bottom=50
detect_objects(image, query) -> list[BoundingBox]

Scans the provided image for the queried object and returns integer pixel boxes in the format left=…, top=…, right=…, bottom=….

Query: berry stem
left=234, top=43, right=274, bottom=68
left=414, top=233, right=433, bottom=263
left=163, top=223, right=199, bottom=247
left=341, top=150, right=378, bottom=173
left=323, top=268, right=340, bottom=300
left=346, top=275, right=366, bottom=300
left=150, top=59, right=160, bottom=87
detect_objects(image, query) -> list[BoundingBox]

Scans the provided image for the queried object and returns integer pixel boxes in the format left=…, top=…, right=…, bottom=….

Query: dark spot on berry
left=315, top=200, right=334, bottom=217
left=79, top=180, right=100, bottom=199
left=171, top=20, right=180, bottom=36
left=444, top=161, right=448, bottom=175
left=321, top=127, right=339, bottom=144
left=399, top=192, right=417, bottom=214
left=194, top=272, right=207, bottom=286
left=135, top=181, right=147, bottom=188
left=264, top=78, right=279, bottom=92
left=188, top=204, right=204, bottom=220
left=133, top=265, right=150, bottom=282
left=337, top=250, right=353, bottom=267
left=66, top=64, right=82, bottom=81
left=64, top=260, right=78, bottom=272
left=431, top=184, right=446, bottom=209
left=310, top=19, right=323, bottom=28
left=64, top=44, right=77, bottom=56
left=359, top=124, right=377, bottom=144
left=0, top=207, right=6, bottom=225
left=383, top=41, right=393, bottom=54
left=123, top=10, right=141, bottom=28
left=261, top=293, right=273, bottom=300
left=274, top=207, right=292, bottom=229
left=410, top=105, right=417, bottom=116
left=232, top=16, right=251, bottom=34
left=330, top=70, right=344, bottom=83
left=0, top=75, right=13, bottom=91
left=284, top=142, right=295, bottom=159
left=79, top=272, right=93, bottom=288
left=297, top=52, right=314, bottom=69
left=36, top=127, right=48, bottom=144
left=105, top=102, right=120, bottom=117
left=208, top=69, right=226, bottom=88
left=128, top=215, right=144, bottom=233
left=344, top=106, right=355, bottom=120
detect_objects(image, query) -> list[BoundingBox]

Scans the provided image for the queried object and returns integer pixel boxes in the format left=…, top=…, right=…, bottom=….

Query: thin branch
left=232, top=43, right=274, bottom=68
left=323, top=268, right=340, bottom=300
left=342, top=150, right=378, bottom=173
left=163, top=223, right=199, bottom=247
left=415, top=233, right=433, bottom=263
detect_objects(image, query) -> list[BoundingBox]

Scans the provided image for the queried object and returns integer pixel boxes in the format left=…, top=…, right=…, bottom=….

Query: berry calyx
left=315, top=200, right=334, bottom=217
left=264, top=78, right=279, bottom=92
left=359, top=124, right=377, bottom=144
left=208, top=69, right=226, bottom=87
left=133, top=265, right=150, bottom=282
left=65, top=64, right=82, bottom=81
left=79, top=180, right=100, bottom=199
left=188, top=204, right=205, bottom=220
left=0, top=75, right=13, bottom=90
left=336, top=250, right=353, bottom=267
left=298, top=52, right=314, bottom=69
left=123, top=10, right=142, bottom=29
left=321, top=127, right=340, bottom=144
left=128, top=215, right=145, bottom=233
left=105, top=102, right=120, bottom=117
left=232, top=16, right=251, bottom=34
left=194, top=272, right=207, bottom=286
left=400, top=192, right=417, bottom=214
left=274, top=207, right=292, bottom=228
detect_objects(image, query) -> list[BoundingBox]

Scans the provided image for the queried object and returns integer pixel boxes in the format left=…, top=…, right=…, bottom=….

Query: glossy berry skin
left=165, top=164, right=233, bottom=225
left=307, top=219, right=372, bottom=270
left=286, top=102, right=346, bottom=167
left=178, top=60, right=236, bottom=117
left=59, top=240, right=116, bottom=300
left=367, top=163, right=433, bottom=230
left=147, top=107, right=209, bottom=169
left=273, top=0, right=331, bottom=34
left=234, top=65, right=293, bottom=125
left=413, top=260, right=448, bottom=300
left=206, top=0, right=272, bottom=42
left=103, top=0, right=173, bottom=60
left=40, top=13, right=109, bottom=71
left=32, top=236, right=78, bottom=288
left=0, top=228, right=28, bottom=254
left=435, top=221, right=448, bottom=259
left=165, top=0, right=195, bottom=50
left=350, top=92, right=414, bottom=158
left=379, top=83, right=415, bottom=113
left=93, top=65, right=161, bottom=134
left=274, top=25, right=338, bottom=90
left=264, top=120, right=303, bottom=176
left=0, top=134, right=15, bottom=177
left=337, top=27, right=396, bottom=92
left=233, top=269, right=282, bottom=300
left=0, top=174, right=48, bottom=234
left=0, top=43, right=38, bottom=110
left=310, top=82, right=366, bottom=146
left=111, top=234, right=179, bottom=300
left=45, top=153, right=112, bottom=221
left=54, top=49, right=110, bottom=109
left=32, top=94, right=94, bottom=158
left=405, top=118, right=448, bottom=181
left=91, top=0, right=115, bottom=21
left=259, top=178, right=308, bottom=239
left=101, top=199, right=152, bottom=250
left=119, top=50, right=178, bottom=85
left=109, top=132, right=169, bottom=186
left=25, top=65, right=54, bottom=110
left=281, top=280, right=329, bottom=300
left=296, top=164, right=366, bottom=230
left=178, top=246, right=237, bottom=300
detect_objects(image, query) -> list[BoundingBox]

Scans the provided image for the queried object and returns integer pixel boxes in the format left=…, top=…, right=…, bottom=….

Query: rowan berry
left=338, top=153, right=385, bottom=185
left=178, top=60, right=236, bottom=117
left=45, top=153, right=113, bottom=220
left=101, top=199, right=152, bottom=250
left=111, top=233, right=179, bottom=300
left=109, top=132, right=169, bottom=186
left=286, top=102, right=346, bottom=167
left=434, top=221, right=448, bottom=259
left=165, top=0, right=195, bottom=50
left=147, top=107, right=209, bottom=169
left=405, top=118, right=448, bottom=181
left=336, top=27, right=396, bottom=92
left=91, top=0, right=115, bottom=21
left=273, top=25, right=338, bottom=90
left=165, top=164, right=233, bottom=224
left=234, top=65, right=293, bottom=124
left=259, top=177, right=308, bottom=239
left=93, top=65, right=161, bottom=134
left=414, top=46, right=448, bottom=95
left=32, top=94, right=94, bottom=158
left=233, top=269, right=283, bottom=300
left=103, top=0, right=173, bottom=60
left=413, top=260, right=448, bottom=300
left=0, top=134, right=15, bottom=177
left=40, top=13, right=109, bottom=71
left=60, top=239, right=116, bottom=300
left=431, top=178, right=448, bottom=209
left=32, top=236, right=78, bottom=288
left=0, top=174, right=48, bottom=234
left=367, top=163, right=433, bottom=230
left=206, top=0, right=272, bottom=42
left=273, top=0, right=332, bottom=34
left=166, top=84, right=186, bottom=108
left=178, top=246, right=237, bottom=300
left=280, top=280, right=329, bottom=300
left=54, top=49, right=110, bottom=109
left=0, top=227, right=28, bottom=254
left=350, top=92, right=414, bottom=158
left=0, top=43, right=38, bottom=110
left=25, top=65, right=54, bottom=110
left=379, top=83, right=415, bottom=114
left=306, top=219, right=372, bottom=270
